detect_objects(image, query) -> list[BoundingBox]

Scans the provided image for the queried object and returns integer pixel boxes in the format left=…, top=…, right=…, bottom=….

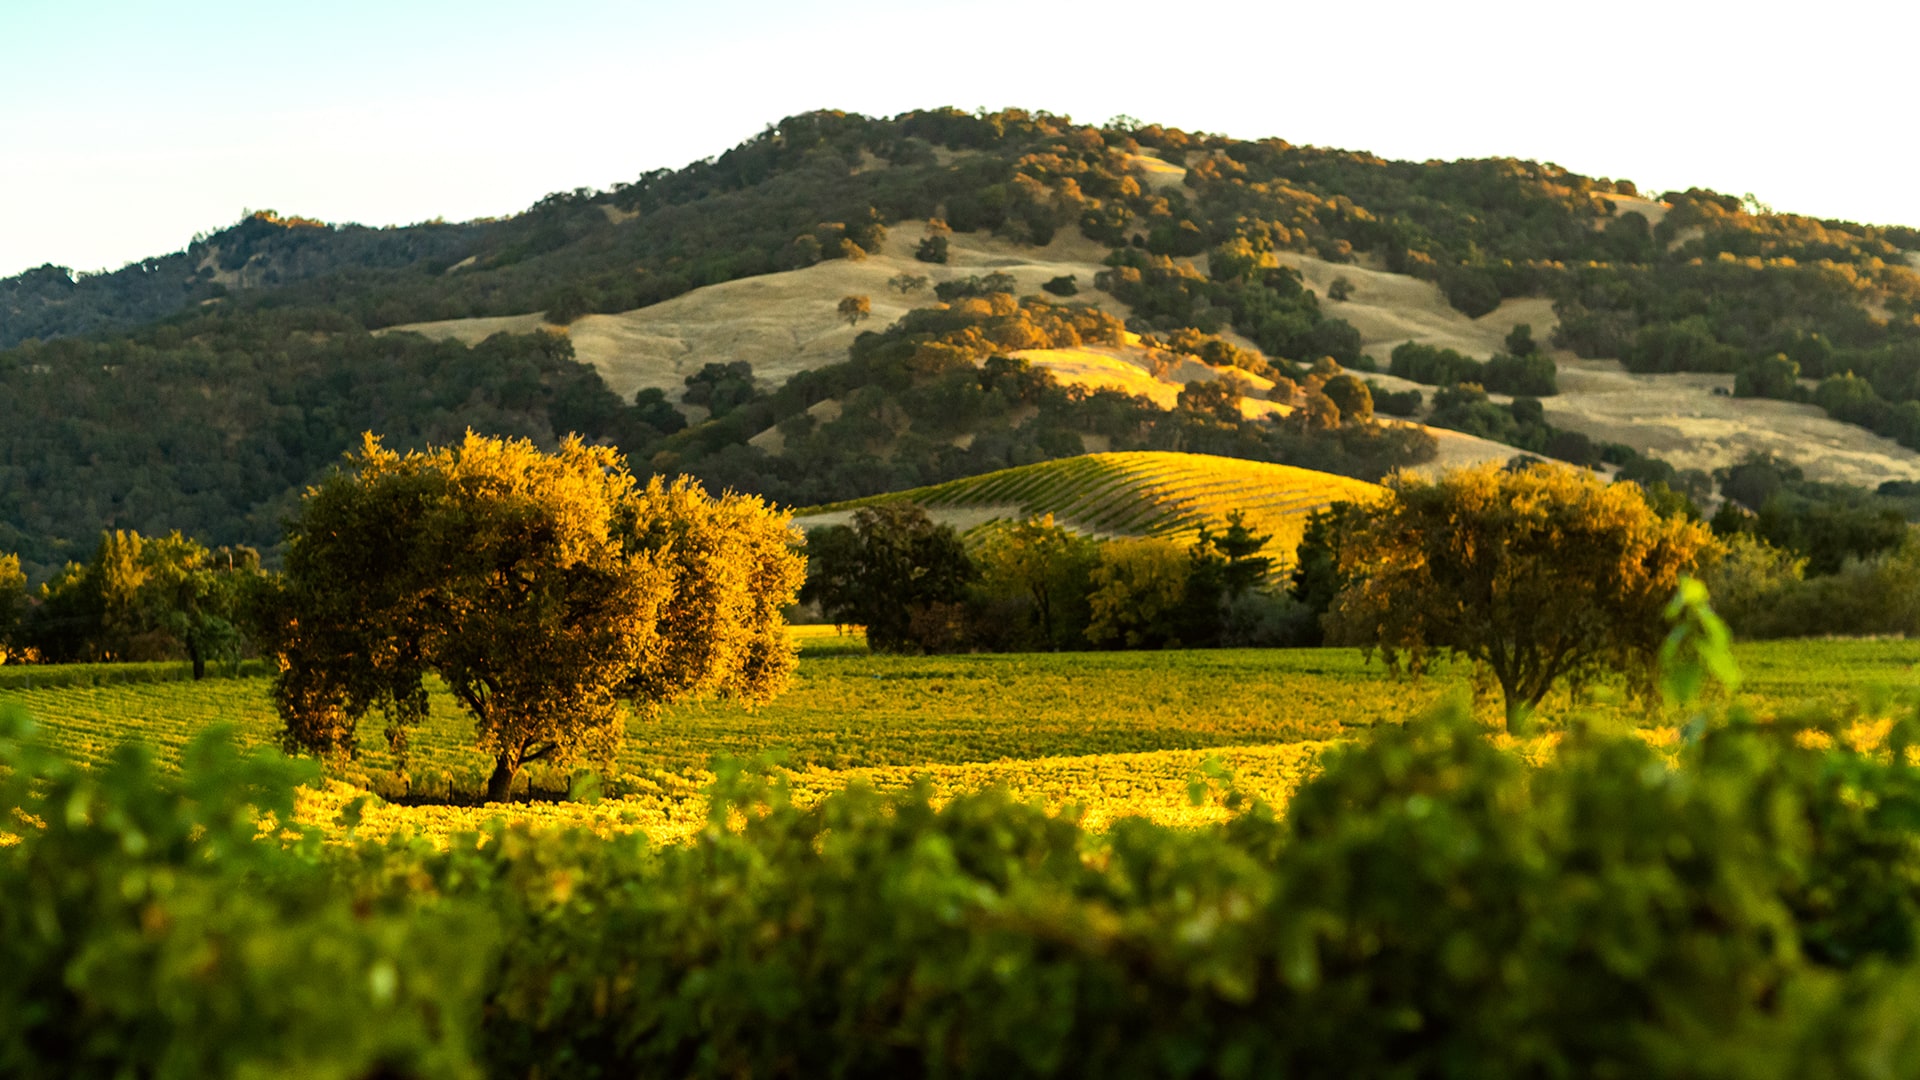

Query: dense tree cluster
left=0, top=312, right=650, bottom=578
left=803, top=504, right=1297, bottom=654
left=4, top=529, right=263, bottom=674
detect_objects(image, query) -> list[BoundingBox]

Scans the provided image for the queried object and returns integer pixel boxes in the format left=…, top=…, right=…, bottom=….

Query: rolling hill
left=794, top=451, right=1380, bottom=570
left=5, top=105, right=1920, bottom=576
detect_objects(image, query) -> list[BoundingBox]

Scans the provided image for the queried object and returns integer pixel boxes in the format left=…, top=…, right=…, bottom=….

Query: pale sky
left=4, top=0, right=1917, bottom=280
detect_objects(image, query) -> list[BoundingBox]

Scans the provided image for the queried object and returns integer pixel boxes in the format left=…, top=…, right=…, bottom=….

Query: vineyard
left=797, top=451, right=1381, bottom=569
left=6, top=636, right=1917, bottom=846
left=13, top=638, right=1920, bottom=1075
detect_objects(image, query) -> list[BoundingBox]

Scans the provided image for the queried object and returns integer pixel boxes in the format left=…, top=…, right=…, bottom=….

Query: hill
left=5, top=106, right=1920, bottom=575
left=794, top=451, right=1380, bottom=570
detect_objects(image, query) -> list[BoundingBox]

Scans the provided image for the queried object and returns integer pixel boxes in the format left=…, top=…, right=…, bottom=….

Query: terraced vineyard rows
left=801, top=451, right=1381, bottom=568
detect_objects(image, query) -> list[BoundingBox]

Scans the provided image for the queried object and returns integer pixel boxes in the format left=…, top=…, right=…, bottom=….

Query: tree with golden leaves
left=838, top=294, right=872, bottom=327
left=261, top=432, right=804, bottom=801
left=1325, top=463, right=1719, bottom=732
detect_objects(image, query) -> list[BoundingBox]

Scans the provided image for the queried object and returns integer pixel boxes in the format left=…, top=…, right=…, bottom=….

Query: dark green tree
left=803, top=504, right=976, bottom=653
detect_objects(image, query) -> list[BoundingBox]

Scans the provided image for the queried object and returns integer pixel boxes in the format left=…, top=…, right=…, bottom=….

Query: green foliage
left=1085, top=537, right=1192, bottom=648
left=915, top=234, right=950, bottom=263
left=803, top=504, right=977, bottom=653
left=1712, top=452, right=1910, bottom=575
left=20, top=529, right=263, bottom=672
left=1735, top=352, right=1802, bottom=398
left=1365, top=381, right=1422, bottom=416
left=1504, top=322, right=1538, bottom=356
left=680, top=360, right=758, bottom=418
left=0, top=707, right=494, bottom=1077
left=0, top=317, right=654, bottom=576
left=1389, top=341, right=1483, bottom=386
left=22, top=626, right=1920, bottom=1075
left=970, top=515, right=1100, bottom=651
left=1318, top=373, right=1373, bottom=422
left=1041, top=273, right=1079, bottom=296
left=1391, top=341, right=1556, bottom=396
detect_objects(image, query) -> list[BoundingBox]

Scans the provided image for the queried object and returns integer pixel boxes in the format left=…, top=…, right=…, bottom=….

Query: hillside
left=5, top=106, right=1920, bottom=573
left=794, top=451, right=1380, bottom=570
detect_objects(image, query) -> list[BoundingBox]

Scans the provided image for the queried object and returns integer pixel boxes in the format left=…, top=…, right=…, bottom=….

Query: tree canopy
left=260, top=432, right=803, bottom=800
left=1325, top=463, right=1719, bottom=730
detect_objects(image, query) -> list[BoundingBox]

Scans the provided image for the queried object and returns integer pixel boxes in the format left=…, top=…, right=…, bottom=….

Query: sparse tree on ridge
left=260, top=432, right=804, bottom=801
left=1325, top=463, right=1719, bottom=732
left=838, top=295, right=872, bottom=327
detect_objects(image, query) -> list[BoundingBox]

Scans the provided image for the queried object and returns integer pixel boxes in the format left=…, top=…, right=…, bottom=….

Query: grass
left=8, top=638, right=1920, bottom=844
left=800, top=451, right=1381, bottom=569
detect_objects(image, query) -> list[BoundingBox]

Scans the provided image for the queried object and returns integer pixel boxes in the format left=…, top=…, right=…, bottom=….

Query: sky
left=4, top=0, right=1918, bottom=280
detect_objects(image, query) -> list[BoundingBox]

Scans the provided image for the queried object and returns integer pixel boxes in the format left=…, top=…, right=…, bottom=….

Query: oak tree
left=802, top=504, right=974, bottom=653
left=1325, top=463, right=1718, bottom=731
left=838, top=295, right=872, bottom=327
left=261, top=432, right=803, bottom=801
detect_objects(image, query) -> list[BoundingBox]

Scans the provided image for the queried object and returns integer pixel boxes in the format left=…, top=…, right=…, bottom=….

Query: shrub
left=1480, top=352, right=1558, bottom=396
left=915, top=235, right=949, bottom=264
left=1389, top=342, right=1483, bottom=387
left=1367, top=382, right=1423, bottom=417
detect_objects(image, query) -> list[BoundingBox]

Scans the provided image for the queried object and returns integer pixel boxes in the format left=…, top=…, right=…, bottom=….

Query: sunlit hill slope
left=794, top=451, right=1379, bottom=568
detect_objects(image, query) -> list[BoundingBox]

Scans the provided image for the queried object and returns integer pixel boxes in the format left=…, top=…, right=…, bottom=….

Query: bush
left=915, top=235, right=949, bottom=263
left=1480, top=352, right=1558, bottom=396
left=1367, top=382, right=1423, bottom=417
left=1041, top=274, right=1078, bottom=297
left=23, top=648, right=1920, bottom=1077
left=1389, top=342, right=1483, bottom=387
left=1735, top=353, right=1800, bottom=398
left=1319, top=373, right=1373, bottom=423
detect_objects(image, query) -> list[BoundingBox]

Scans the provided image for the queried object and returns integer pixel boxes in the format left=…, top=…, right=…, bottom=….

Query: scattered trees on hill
left=260, top=433, right=803, bottom=801
left=1324, top=464, right=1719, bottom=730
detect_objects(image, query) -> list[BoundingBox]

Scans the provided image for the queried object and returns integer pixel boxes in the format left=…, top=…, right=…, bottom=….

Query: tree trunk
left=1503, top=690, right=1532, bottom=735
left=189, top=641, right=206, bottom=681
left=486, top=756, right=518, bottom=803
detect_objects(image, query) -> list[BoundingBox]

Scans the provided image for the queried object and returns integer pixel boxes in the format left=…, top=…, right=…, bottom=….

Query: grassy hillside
left=799, top=451, right=1380, bottom=566
left=6, top=106, right=1920, bottom=573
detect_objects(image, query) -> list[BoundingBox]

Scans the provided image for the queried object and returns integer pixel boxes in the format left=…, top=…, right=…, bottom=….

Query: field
left=7, top=633, right=1919, bottom=846
left=796, top=450, right=1381, bottom=569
